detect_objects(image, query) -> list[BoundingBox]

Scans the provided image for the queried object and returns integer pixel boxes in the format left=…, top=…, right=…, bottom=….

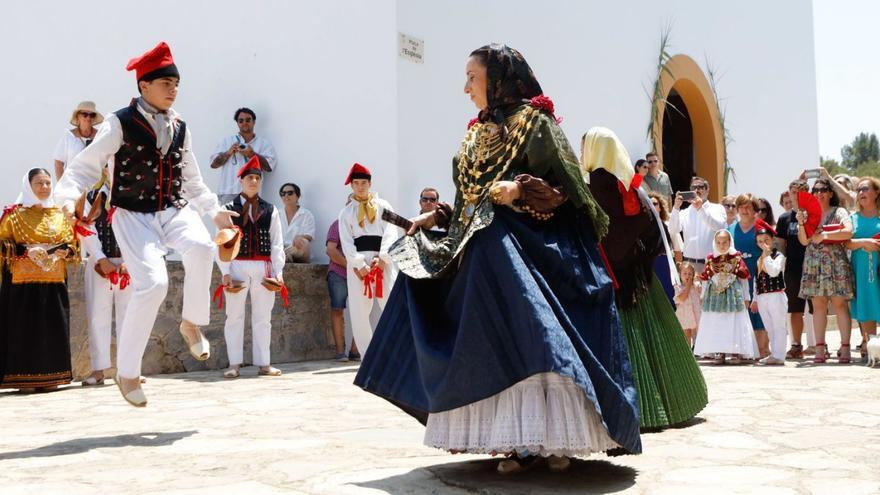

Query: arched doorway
left=651, top=54, right=725, bottom=201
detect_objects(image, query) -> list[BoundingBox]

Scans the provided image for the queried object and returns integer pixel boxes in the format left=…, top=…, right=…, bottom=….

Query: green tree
left=841, top=132, right=880, bottom=171
left=820, top=156, right=848, bottom=176
left=854, top=160, right=880, bottom=179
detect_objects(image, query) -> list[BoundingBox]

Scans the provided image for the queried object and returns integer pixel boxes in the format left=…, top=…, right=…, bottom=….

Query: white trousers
left=84, top=256, right=133, bottom=371
left=112, top=206, right=215, bottom=378
left=223, top=260, right=276, bottom=367
left=346, top=251, right=397, bottom=356
left=757, top=291, right=788, bottom=361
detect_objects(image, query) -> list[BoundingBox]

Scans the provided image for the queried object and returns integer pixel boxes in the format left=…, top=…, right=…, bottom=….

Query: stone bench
left=68, top=262, right=335, bottom=380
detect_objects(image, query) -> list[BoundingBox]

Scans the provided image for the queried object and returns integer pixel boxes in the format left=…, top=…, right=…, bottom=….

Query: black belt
left=354, top=235, right=382, bottom=252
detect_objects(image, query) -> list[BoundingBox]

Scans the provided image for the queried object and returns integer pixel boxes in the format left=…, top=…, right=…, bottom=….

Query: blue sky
left=814, top=0, right=879, bottom=161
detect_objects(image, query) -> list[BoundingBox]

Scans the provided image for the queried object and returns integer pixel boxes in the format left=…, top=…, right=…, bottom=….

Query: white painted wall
left=0, top=0, right=817, bottom=261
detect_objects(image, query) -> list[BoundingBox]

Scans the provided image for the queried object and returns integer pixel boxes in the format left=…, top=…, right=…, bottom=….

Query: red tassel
left=119, top=272, right=130, bottom=290
left=597, top=244, right=619, bottom=290
left=212, top=285, right=225, bottom=309
left=108, top=271, right=119, bottom=285
left=74, top=222, right=95, bottom=238
left=362, top=265, right=384, bottom=299
left=280, top=285, right=290, bottom=308
left=106, top=207, right=117, bottom=225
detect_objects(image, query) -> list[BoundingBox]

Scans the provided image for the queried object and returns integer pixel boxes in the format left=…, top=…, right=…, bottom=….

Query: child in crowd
left=674, top=261, right=702, bottom=348
left=693, top=230, right=759, bottom=364
left=754, top=221, right=788, bottom=365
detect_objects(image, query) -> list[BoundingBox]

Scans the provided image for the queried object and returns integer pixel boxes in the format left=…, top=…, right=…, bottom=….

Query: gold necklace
left=7, top=207, right=62, bottom=243
left=456, top=106, right=539, bottom=221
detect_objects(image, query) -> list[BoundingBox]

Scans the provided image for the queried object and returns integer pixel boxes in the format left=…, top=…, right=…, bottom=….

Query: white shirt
left=55, top=101, right=220, bottom=219
left=210, top=134, right=278, bottom=195
left=53, top=128, right=93, bottom=166
left=216, top=196, right=286, bottom=278
left=337, top=194, right=400, bottom=270
left=281, top=206, right=316, bottom=246
left=668, top=201, right=726, bottom=260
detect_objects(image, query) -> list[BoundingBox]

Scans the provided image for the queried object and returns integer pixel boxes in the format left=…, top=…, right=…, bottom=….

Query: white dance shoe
left=114, top=374, right=147, bottom=407
left=179, top=320, right=210, bottom=361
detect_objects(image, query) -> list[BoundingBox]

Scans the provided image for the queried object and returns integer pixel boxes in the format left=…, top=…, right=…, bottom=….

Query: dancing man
left=56, top=41, right=236, bottom=406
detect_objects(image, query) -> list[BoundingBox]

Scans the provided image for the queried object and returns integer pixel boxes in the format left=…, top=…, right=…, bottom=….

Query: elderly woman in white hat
left=53, top=101, right=103, bottom=179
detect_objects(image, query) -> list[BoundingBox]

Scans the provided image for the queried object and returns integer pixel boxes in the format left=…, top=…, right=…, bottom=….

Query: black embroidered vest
left=226, top=197, right=274, bottom=259
left=756, top=250, right=785, bottom=295
left=112, top=99, right=187, bottom=212
left=87, top=189, right=121, bottom=258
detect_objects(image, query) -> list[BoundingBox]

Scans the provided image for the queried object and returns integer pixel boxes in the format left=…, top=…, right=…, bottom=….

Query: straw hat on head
left=69, top=101, right=104, bottom=126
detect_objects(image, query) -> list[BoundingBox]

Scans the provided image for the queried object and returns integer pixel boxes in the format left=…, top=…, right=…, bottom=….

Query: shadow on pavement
left=0, top=430, right=197, bottom=460
left=172, top=360, right=356, bottom=383
left=356, top=458, right=637, bottom=494
left=642, top=416, right=706, bottom=434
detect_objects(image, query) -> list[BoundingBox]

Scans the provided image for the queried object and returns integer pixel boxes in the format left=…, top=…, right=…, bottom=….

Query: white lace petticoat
left=423, top=372, right=620, bottom=457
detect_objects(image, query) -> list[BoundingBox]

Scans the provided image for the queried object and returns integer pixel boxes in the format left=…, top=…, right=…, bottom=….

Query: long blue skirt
left=353, top=206, right=642, bottom=454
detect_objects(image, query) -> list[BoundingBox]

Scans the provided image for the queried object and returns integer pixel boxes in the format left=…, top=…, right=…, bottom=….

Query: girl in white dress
left=693, top=230, right=759, bottom=364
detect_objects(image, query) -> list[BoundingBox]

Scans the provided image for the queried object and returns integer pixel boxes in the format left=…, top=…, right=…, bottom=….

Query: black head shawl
left=470, top=44, right=543, bottom=140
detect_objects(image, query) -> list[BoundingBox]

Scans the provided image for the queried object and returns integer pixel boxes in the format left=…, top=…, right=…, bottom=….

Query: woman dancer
left=0, top=168, right=76, bottom=391
left=582, top=128, right=707, bottom=429
left=354, top=44, right=641, bottom=474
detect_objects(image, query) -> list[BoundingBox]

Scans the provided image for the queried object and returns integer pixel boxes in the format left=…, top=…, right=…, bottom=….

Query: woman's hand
left=795, top=209, right=807, bottom=225
left=862, top=238, right=880, bottom=252
left=810, top=231, right=825, bottom=245
left=406, top=212, right=436, bottom=236
left=489, top=181, right=521, bottom=206
left=749, top=300, right=758, bottom=313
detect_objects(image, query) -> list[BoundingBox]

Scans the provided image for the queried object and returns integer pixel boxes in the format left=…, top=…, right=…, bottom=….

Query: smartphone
left=678, top=191, right=698, bottom=201
left=804, top=168, right=821, bottom=179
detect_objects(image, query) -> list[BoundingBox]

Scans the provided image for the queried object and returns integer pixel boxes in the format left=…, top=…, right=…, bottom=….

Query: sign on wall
left=398, top=33, right=424, bottom=64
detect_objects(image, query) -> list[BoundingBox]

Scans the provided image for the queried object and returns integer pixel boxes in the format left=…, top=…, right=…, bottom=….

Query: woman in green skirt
left=581, top=128, right=707, bottom=428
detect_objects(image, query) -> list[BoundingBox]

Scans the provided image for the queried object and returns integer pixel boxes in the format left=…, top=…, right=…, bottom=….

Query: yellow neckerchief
left=355, top=193, right=377, bottom=228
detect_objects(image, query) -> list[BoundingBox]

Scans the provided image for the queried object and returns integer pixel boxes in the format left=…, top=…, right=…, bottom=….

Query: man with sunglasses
left=418, top=188, right=440, bottom=214
left=210, top=107, right=278, bottom=204
left=670, top=176, right=726, bottom=272
left=643, top=152, right=674, bottom=206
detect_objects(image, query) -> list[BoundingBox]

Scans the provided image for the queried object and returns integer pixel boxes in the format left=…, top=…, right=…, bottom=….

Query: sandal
left=258, top=366, right=282, bottom=376
left=813, top=343, right=827, bottom=364
left=81, top=373, right=105, bottom=386
left=223, top=367, right=240, bottom=379
left=839, top=343, right=852, bottom=364
left=785, top=344, right=803, bottom=359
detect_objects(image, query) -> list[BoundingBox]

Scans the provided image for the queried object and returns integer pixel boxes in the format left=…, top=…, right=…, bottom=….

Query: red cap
left=755, top=218, right=776, bottom=237
left=237, top=155, right=262, bottom=178
left=345, top=162, right=372, bottom=185
left=126, top=42, right=179, bottom=82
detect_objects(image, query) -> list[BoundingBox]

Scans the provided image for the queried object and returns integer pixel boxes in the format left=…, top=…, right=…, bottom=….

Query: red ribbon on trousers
left=362, top=265, right=384, bottom=299
left=212, top=285, right=225, bottom=309
left=280, top=284, right=290, bottom=308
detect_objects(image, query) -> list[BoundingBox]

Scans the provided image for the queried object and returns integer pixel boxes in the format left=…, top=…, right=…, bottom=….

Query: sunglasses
left=237, top=118, right=253, bottom=123
left=857, top=185, right=872, bottom=193
left=757, top=207, right=770, bottom=213
left=692, top=184, right=708, bottom=190
left=723, top=203, right=736, bottom=209
left=812, top=187, right=830, bottom=193
left=420, top=196, right=438, bottom=203
left=647, top=159, right=659, bottom=164
left=280, top=190, right=297, bottom=197
left=79, top=112, right=96, bottom=118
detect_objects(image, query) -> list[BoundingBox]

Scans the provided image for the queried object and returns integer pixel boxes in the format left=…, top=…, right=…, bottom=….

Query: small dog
left=866, top=335, right=880, bottom=368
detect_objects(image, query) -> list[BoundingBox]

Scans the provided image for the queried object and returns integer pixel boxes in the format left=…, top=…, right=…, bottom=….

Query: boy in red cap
left=56, top=41, right=237, bottom=407
left=216, top=156, right=285, bottom=378
left=754, top=220, right=788, bottom=365
left=337, top=163, right=399, bottom=356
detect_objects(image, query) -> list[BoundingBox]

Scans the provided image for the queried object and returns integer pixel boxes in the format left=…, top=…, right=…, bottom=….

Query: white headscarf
left=15, top=168, right=56, bottom=208
left=579, top=127, right=635, bottom=191
left=712, top=229, right=736, bottom=257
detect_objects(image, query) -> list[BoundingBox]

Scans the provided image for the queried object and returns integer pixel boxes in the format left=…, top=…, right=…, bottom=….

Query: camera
left=678, top=191, right=698, bottom=201
left=238, top=144, right=246, bottom=150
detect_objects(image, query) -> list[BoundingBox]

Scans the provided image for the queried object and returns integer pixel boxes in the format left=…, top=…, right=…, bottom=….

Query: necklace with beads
left=7, top=207, right=62, bottom=243
left=456, top=106, right=539, bottom=222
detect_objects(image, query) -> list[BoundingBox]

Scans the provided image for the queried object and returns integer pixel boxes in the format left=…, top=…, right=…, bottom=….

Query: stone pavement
left=1, top=330, right=879, bottom=495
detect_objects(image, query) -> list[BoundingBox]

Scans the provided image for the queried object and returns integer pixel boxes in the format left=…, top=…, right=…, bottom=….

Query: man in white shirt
left=55, top=41, right=236, bottom=407
left=338, top=163, right=399, bottom=356
left=210, top=108, right=278, bottom=204
left=668, top=176, right=726, bottom=272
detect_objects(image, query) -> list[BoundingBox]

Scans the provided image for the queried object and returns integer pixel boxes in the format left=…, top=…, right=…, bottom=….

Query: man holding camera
left=210, top=107, right=277, bottom=204
left=669, top=176, right=726, bottom=272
